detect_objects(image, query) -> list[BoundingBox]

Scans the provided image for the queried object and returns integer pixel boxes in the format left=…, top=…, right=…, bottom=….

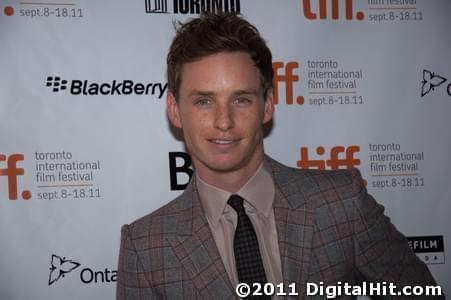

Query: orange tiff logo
left=272, top=61, right=304, bottom=105
left=301, top=0, right=365, bottom=21
left=0, top=154, right=31, bottom=200
left=297, top=146, right=360, bottom=170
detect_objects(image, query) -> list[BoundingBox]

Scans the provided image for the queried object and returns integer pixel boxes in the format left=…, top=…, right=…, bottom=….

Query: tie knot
left=227, top=194, right=245, bottom=213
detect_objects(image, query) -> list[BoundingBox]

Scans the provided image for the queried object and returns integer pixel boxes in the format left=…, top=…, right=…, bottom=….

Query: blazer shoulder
left=270, top=158, right=366, bottom=208
left=271, top=156, right=365, bottom=193
left=124, top=191, right=191, bottom=241
left=304, top=167, right=365, bottom=195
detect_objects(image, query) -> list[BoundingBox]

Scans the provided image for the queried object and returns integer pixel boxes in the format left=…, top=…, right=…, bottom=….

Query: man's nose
left=213, top=103, right=234, bottom=131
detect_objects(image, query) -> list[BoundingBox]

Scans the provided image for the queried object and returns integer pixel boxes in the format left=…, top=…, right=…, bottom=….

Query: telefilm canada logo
left=45, top=76, right=168, bottom=98
left=407, top=235, right=445, bottom=265
left=48, top=254, right=117, bottom=286
left=144, top=0, right=240, bottom=14
left=421, top=69, right=450, bottom=97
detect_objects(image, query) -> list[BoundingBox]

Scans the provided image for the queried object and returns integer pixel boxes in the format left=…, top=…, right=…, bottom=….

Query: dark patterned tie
left=228, top=194, right=269, bottom=298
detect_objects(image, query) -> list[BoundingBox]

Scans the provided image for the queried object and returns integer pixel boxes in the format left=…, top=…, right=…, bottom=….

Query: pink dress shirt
left=196, top=161, right=283, bottom=288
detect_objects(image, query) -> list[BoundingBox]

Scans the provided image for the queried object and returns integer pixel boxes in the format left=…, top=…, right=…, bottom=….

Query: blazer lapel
left=166, top=177, right=236, bottom=299
left=269, top=157, right=315, bottom=295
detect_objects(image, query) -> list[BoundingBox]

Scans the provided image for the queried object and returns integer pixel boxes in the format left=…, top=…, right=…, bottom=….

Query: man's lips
left=208, top=138, right=240, bottom=145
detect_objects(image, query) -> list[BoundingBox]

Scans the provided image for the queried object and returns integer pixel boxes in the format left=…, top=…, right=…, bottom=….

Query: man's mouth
left=209, top=139, right=238, bottom=145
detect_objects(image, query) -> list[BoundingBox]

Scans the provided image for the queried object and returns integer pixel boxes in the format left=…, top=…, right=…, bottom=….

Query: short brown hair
left=166, top=12, right=273, bottom=99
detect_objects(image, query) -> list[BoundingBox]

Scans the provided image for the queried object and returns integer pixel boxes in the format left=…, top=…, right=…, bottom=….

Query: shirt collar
left=196, top=161, right=275, bottom=226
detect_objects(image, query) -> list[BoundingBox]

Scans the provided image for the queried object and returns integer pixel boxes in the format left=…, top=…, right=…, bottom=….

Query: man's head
left=167, top=12, right=273, bottom=100
left=166, top=13, right=274, bottom=190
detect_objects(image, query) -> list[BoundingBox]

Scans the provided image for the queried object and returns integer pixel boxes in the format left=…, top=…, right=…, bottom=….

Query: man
left=117, top=12, right=441, bottom=299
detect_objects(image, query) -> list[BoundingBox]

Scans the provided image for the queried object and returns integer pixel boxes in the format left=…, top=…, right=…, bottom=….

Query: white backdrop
left=0, top=0, right=450, bottom=299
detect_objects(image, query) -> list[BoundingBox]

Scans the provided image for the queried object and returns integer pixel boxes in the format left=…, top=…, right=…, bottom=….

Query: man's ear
left=166, top=92, right=182, bottom=128
left=263, top=88, right=274, bottom=124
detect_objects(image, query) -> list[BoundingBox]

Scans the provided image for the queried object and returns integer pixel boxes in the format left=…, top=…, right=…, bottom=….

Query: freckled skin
left=167, top=52, right=274, bottom=191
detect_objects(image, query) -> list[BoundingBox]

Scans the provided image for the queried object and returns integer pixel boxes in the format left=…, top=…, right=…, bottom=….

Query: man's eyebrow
left=231, top=89, right=260, bottom=97
left=188, top=90, right=215, bottom=97
left=187, top=89, right=260, bottom=97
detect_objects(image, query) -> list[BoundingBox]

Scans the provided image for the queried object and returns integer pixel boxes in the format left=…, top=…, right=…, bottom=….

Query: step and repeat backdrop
left=1, top=0, right=450, bottom=299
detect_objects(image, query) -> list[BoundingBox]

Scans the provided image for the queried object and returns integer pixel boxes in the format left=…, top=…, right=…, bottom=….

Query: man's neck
left=194, top=156, right=264, bottom=193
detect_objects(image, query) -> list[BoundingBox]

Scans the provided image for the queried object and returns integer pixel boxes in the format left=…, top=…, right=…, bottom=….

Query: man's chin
left=196, top=157, right=246, bottom=174
left=204, top=162, right=242, bottom=173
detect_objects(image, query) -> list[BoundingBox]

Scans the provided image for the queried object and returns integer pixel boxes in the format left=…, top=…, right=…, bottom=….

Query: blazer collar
left=267, top=155, right=316, bottom=291
left=173, top=175, right=205, bottom=236
left=169, top=156, right=316, bottom=296
left=166, top=175, right=237, bottom=298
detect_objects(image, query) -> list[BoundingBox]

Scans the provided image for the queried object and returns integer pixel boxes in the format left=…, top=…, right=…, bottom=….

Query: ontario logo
left=48, top=254, right=117, bottom=285
left=48, top=254, right=81, bottom=285
left=421, top=69, right=450, bottom=97
left=0, top=153, right=31, bottom=200
left=144, top=0, right=240, bottom=14
left=45, top=76, right=167, bottom=98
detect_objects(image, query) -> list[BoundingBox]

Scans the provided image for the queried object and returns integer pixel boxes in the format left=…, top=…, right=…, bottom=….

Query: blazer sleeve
left=350, top=169, right=444, bottom=299
left=116, top=224, right=162, bottom=300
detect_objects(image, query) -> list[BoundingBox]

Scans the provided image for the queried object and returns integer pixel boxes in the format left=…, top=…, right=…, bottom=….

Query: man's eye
left=233, top=97, right=252, bottom=105
left=195, top=98, right=212, bottom=106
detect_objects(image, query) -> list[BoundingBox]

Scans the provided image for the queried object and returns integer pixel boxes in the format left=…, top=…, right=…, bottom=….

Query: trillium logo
left=48, top=254, right=81, bottom=285
left=421, top=69, right=448, bottom=97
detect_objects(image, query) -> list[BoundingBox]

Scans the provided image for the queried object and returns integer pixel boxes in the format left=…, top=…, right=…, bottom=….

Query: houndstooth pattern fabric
left=228, top=194, right=269, bottom=298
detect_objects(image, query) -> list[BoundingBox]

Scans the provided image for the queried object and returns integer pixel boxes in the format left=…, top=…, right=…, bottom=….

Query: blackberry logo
left=45, top=76, right=167, bottom=98
left=145, top=0, right=240, bottom=15
left=46, top=76, right=68, bottom=92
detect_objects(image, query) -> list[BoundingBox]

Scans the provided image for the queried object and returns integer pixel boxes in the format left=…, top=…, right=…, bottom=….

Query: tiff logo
left=297, top=145, right=360, bottom=170
left=46, top=76, right=68, bottom=92
left=0, top=154, right=31, bottom=200
left=273, top=61, right=304, bottom=105
left=301, top=0, right=365, bottom=20
left=145, top=0, right=169, bottom=13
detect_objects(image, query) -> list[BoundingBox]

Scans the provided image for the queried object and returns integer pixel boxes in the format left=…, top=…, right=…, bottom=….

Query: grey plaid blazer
left=117, top=156, right=439, bottom=299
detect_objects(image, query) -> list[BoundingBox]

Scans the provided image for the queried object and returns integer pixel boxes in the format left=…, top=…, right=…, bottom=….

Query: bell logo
left=272, top=61, right=304, bottom=105
left=301, top=0, right=365, bottom=21
left=169, top=152, right=193, bottom=190
left=297, top=145, right=361, bottom=170
left=0, top=153, right=31, bottom=200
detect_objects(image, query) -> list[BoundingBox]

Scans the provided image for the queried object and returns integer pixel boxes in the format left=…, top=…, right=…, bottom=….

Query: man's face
left=167, top=52, right=273, bottom=181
